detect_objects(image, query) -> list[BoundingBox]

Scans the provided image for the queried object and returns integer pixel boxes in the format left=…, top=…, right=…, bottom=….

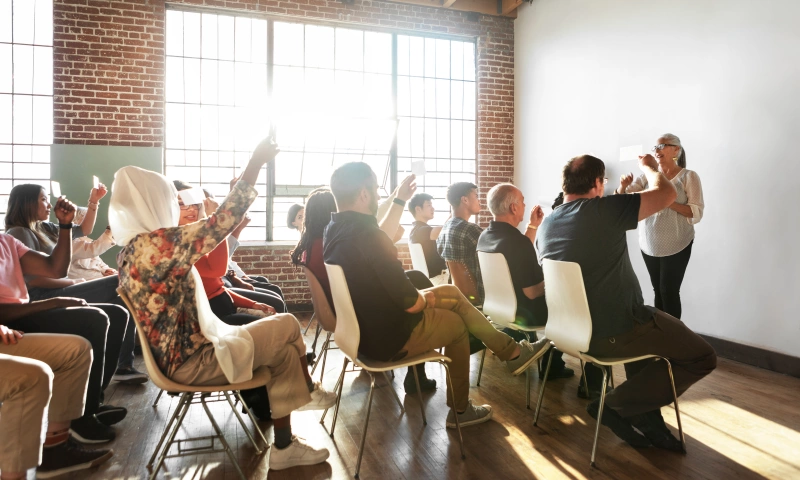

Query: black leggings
left=8, top=304, right=129, bottom=415
left=207, top=292, right=263, bottom=326
left=230, top=287, right=287, bottom=313
left=27, top=275, right=136, bottom=369
left=641, top=241, right=693, bottom=319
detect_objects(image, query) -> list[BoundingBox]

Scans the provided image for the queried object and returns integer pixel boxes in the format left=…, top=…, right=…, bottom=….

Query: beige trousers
left=0, top=334, right=93, bottom=472
left=171, top=314, right=312, bottom=419
left=398, top=285, right=517, bottom=411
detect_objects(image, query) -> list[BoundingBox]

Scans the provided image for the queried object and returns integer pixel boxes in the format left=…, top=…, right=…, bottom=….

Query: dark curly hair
left=562, top=155, right=605, bottom=195
left=290, top=188, right=337, bottom=267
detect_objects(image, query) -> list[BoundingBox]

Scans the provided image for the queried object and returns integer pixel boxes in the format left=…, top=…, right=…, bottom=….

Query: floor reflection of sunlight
left=666, top=398, right=800, bottom=478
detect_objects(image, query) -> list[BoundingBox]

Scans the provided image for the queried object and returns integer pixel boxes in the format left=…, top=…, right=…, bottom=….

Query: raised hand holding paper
left=619, top=145, right=643, bottom=162
left=178, top=188, right=206, bottom=206
left=93, top=175, right=100, bottom=189
left=411, top=160, right=426, bottom=177
left=51, top=180, right=62, bottom=198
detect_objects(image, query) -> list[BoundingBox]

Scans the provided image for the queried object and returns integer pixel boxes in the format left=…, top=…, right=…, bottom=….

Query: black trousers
left=641, top=241, right=693, bottom=319
left=230, top=287, right=287, bottom=314
left=207, top=292, right=263, bottom=326
left=7, top=304, right=129, bottom=415
left=222, top=275, right=285, bottom=300
left=28, top=275, right=136, bottom=369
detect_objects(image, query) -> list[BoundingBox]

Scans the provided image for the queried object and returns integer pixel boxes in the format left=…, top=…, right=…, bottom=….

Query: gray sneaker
left=445, top=399, right=493, bottom=429
left=506, top=338, right=552, bottom=376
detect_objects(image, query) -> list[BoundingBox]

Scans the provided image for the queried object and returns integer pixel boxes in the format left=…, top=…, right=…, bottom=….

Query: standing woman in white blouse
left=616, top=133, right=704, bottom=319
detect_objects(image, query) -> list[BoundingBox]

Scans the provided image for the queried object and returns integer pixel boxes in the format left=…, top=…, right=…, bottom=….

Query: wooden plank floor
left=38, top=312, right=800, bottom=480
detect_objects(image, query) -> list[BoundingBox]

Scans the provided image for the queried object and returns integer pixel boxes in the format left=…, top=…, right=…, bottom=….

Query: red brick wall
left=52, top=0, right=514, bottom=305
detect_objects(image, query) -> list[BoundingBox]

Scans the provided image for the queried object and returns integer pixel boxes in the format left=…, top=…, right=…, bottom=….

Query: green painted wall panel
left=50, top=145, right=162, bottom=266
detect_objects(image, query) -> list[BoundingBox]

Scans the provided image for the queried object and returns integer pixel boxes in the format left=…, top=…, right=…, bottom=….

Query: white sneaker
left=297, top=382, right=337, bottom=411
left=269, top=436, right=330, bottom=470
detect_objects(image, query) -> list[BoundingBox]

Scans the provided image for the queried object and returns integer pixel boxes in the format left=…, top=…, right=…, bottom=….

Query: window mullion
left=266, top=19, right=275, bottom=242
left=390, top=33, right=398, bottom=193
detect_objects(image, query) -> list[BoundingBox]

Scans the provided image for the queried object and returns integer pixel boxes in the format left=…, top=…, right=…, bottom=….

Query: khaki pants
left=171, top=314, right=312, bottom=419
left=0, top=334, right=93, bottom=472
left=397, top=285, right=517, bottom=411
left=588, top=309, right=717, bottom=418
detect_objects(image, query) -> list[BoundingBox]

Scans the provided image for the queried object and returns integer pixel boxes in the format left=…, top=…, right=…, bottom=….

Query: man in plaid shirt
left=437, top=182, right=484, bottom=304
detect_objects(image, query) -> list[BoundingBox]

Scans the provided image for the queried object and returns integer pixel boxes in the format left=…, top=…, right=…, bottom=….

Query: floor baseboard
left=700, top=334, right=800, bottom=378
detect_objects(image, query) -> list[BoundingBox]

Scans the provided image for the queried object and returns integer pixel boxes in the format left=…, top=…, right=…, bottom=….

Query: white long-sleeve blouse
left=625, top=168, right=704, bottom=257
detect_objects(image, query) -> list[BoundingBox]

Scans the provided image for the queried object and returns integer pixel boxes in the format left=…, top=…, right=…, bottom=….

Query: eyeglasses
left=652, top=143, right=678, bottom=152
left=178, top=203, right=200, bottom=211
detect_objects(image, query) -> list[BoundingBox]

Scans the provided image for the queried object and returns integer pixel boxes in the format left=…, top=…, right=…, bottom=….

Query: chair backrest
left=541, top=259, right=593, bottom=356
left=324, top=263, right=361, bottom=362
left=116, top=288, right=180, bottom=392
left=303, top=267, right=337, bottom=333
left=408, top=242, right=429, bottom=277
left=477, top=251, right=518, bottom=328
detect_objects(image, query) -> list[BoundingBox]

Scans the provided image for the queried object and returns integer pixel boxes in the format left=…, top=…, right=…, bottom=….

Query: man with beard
left=323, top=162, right=550, bottom=428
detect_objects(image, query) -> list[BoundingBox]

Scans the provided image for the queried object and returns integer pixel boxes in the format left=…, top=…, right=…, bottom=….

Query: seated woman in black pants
left=4, top=183, right=143, bottom=384
left=0, top=196, right=129, bottom=444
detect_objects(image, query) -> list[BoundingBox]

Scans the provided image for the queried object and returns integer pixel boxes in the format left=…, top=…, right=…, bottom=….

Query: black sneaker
left=112, top=367, right=149, bottom=384
left=577, top=382, right=606, bottom=400
left=36, top=437, right=113, bottom=479
left=70, top=415, right=115, bottom=444
left=586, top=399, right=651, bottom=448
left=404, top=365, right=437, bottom=394
left=96, top=404, right=128, bottom=426
left=628, top=410, right=684, bottom=452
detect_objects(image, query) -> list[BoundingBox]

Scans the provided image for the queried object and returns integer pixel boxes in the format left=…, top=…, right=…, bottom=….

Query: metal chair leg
left=590, top=366, right=611, bottom=468
left=149, top=393, right=192, bottom=479
left=224, top=392, right=266, bottom=454
left=234, top=391, right=270, bottom=448
left=152, top=389, right=164, bottom=408
left=609, top=365, right=615, bottom=389
left=664, top=359, right=686, bottom=452
left=319, top=334, right=331, bottom=384
left=321, top=358, right=347, bottom=425
left=526, top=368, right=532, bottom=409
left=533, top=348, right=554, bottom=425
left=328, top=358, right=349, bottom=437
left=580, top=359, right=590, bottom=397
left=411, top=365, right=427, bottom=425
left=354, top=374, right=377, bottom=478
left=383, top=371, right=405, bottom=412
left=442, top=361, right=466, bottom=460
left=476, top=349, right=487, bottom=386
left=303, top=313, right=316, bottom=335
left=311, top=333, right=331, bottom=376
left=201, top=395, right=246, bottom=480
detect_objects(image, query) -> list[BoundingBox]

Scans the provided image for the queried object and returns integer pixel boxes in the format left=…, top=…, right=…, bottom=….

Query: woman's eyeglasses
left=652, top=143, right=678, bottom=152
left=178, top=203, right=200, bottom=211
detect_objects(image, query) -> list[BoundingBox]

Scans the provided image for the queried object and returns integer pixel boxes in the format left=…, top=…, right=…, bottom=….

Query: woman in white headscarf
left=109, top=138, right=333, bottom=470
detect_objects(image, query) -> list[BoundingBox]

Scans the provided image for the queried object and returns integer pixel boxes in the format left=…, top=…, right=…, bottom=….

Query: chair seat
left=148, top=366, right=272, bottom=394
left=354, top=350, right=451, bottom=372
left=486, top=317, right=545, bottom=333
left=581, top=353, right=660, bottom=366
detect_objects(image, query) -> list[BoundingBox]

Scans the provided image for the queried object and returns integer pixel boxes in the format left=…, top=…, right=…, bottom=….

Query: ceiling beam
left=442, top=0, right=458, bottom=8
left=387, top=0, right=517, bottom=17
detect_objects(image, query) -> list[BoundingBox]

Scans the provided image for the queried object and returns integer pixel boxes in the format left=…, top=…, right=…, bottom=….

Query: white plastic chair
left=304, top=267, right=338, bottom=384
left=324, top=263, right=465, bottom=478
left=408, top=242, right=430, bottom=276
left=533, top=260, right=686, bottom=467
left=118, top=289, right=270, bottom=480
left=478, top=251, right=547, bottom=408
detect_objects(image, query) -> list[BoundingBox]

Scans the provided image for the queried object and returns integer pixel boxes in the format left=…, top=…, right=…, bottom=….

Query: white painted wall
left=515, top=0, right=800, bottom=356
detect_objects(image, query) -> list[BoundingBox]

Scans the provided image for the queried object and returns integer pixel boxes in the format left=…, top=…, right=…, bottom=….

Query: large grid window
left=164, top=7, right=477, bottom=242
left=0, top=0, right=54, bottom=228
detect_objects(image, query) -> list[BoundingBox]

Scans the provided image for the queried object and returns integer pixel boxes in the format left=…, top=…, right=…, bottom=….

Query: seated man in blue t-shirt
left=536, top=154, right=717, bottom=451
left=477, top=183, right=573, bottom=380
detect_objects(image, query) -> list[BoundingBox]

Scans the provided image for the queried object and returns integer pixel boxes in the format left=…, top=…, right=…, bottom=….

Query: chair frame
left=532, top=260, right=686, bottom=467
left=477, top=251, right=547, bottom=408
left=118, top=289, right=270, bottom=480
left=322, top=263, right=465, bottom=478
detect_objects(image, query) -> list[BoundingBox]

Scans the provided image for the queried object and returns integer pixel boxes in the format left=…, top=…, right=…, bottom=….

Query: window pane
left=218, top=61, right=235, bottom=105
left=218, top=16, right=235, bottom=61
left=451, top=120, right=463, bottom=159
left=463, top=121, right=475, bottom=160
left=0, top=94, right=11, bottom=143
left=424, top=38, right=436, bottom=78
left=33, top=46, right=52, bottom=95
left=12, top=94, right=32, bottom=143
left=166, top=10, right=183, bottom=56
left=34, top=0, right=52, bottom=46
left=13, top=44, right=33, bottom=94
left=200, top=105, right=218, bottom=150
left=451, top=41, right=464, bottom=80
left=201, top=14, right=217, bottom=59
left=252, top=19, right=267, bottom=63
left=409, top=36, right=424, bottom=77
left=424, top=77, right=435, bottom=118
left=397, top=35, right=409, bottom=76
left=32, top=96, right=52, bottom=144
left=274, top=22, right=304, bottom=67
left=0, top=0, right=11, bottom=43
left=0, top=44, right=10, bottom=93
left=184, top=104, right=201, bottom=149
left=183, top=12, right=201, bottom=58
left=184, top=58, right=200, bottom=104
left=165, top=103, right=185, bottom=148
left=436, top=119, right=449, bottom=159
left=200, top=59, right=218, bottom=104
left=12, top=0, right=34, bottom=44
left=234, top=17, right=251, bottom=62
left=464, top=44, right=476, bottom=81
left=305, top=25, right=333, bottom=69
left=436, top=39, right=450, bottom=79
left=436, top=79, right=450, bottom=118
left=165, top=57, right=183, bottom=102
left=463, top=82, right=476, bottom=120
left=335, top=29, right=363, bottom=71
left=364, top=32, right=391, bottom=74
left=450, top=80, right=463, bottom=119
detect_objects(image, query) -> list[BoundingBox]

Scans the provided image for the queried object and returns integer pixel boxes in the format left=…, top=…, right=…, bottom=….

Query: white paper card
left=178, top=188, right=206, bottom=206
left=93, top=175, right=100, bottom=188
left=51, top=181, right=61, bottom=198
left=619, top=145, right=643, bottom=162
left=411, top=160, right=426, bottom=177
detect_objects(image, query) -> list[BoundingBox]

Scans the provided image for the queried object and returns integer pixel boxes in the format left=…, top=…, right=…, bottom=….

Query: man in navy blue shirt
left=324, top=162, right=551, bottom=429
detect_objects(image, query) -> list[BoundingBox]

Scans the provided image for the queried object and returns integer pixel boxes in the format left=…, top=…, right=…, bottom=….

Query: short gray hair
left=487, top=183, right=521, bottom=217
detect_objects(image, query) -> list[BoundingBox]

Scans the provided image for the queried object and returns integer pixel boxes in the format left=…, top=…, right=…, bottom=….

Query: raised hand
left=395, top=174, right=418, bottom=202
left=89, top=183, right=108, bottom=203
left=54, top=197, right=77, bottom=225
left=203, top=196, right=220, bottom=216
left=249, top=137, right=280, bottom=167
left=529, top=205, right=544, bottom=228
left=619, top=173, right=634, bottom=193
left=638, top=154, right=659, bottom=172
